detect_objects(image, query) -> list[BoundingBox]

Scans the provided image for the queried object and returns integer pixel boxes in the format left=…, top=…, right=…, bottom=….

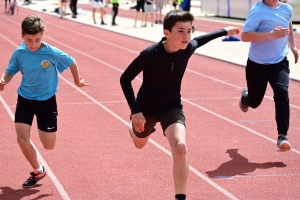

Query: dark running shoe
left=277, top=135, right=291, bottom=152
left=23, top=167, right=46, bottom=187
left=239, top=88, right=249, bottom=112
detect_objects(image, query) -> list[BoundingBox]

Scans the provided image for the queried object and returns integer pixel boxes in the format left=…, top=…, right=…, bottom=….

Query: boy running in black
left=120, top=10, right=240, bottom=200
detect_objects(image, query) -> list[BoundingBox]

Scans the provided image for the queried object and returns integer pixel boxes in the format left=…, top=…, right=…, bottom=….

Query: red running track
left=0, top=5, right=300, bottom=200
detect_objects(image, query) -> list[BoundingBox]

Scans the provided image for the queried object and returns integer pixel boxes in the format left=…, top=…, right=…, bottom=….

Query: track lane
left=0, top=12, right=239, bottom=200
left=0, top=6, right=300, bottom=199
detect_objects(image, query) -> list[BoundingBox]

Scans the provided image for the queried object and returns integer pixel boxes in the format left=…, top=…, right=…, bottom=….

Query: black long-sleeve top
left=120, top=29, right=227, bottom=115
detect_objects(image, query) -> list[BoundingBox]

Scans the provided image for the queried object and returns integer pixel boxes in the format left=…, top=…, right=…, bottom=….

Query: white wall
left=201, top=0, right=300, bottom=22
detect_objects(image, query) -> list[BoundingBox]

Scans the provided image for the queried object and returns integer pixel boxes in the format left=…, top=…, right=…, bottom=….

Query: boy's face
left=22, top=32, right=43, bottom=52
left=164, top=21, right=192, bottom=51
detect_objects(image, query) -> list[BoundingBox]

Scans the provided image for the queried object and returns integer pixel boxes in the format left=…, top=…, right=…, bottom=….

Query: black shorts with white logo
left=15, top=94, right=58, bottom=132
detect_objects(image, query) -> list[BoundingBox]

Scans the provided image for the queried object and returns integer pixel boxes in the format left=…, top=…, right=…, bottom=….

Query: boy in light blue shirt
left=239, top=0, right=298, bottom=152
left=0, top=13, right=89, bottom=187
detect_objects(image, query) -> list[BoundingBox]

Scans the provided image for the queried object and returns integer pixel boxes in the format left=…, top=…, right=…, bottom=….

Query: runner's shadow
left=0, top=186, right=52, bottom=200
left=205, top=149, right=287, bottom=178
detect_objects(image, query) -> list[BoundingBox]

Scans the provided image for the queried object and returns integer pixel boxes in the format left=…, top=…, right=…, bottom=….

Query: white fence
left=201, top=0, right=300, bottom=22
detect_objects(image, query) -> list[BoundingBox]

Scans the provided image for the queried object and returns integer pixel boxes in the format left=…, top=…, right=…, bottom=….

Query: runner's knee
left=172, top=143, right=187, bottom=158
left=129, top=127, right=148, bottom=149
left=17, top=137, right=30, bottom=146
left=42, top=142, right=55, bottom=150
left=133, top=140, right=147, bottom=149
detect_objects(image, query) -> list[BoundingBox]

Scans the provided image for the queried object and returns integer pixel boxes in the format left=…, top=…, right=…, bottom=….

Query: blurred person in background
left=111, top=0, right=119, bottom=26
left=143, top=0, right=154, bottom=27
left=60, top=0, right=68, bottom=18
left=70, top=0, right=78, bottom=18
left=91, top=0, right=107, bottom=25
left=154, top=0, right=164, bottom=24
left=133, top=0, right=145, bottom=27
left=4, top=0, right=11, bottom=13
left=6, top=0, right=18, bottom=15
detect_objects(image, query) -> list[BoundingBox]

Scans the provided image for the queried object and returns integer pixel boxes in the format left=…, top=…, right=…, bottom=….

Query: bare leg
left=134, top=11, right=139, bottom=26
left=141, top=12, right=145, bottom=26
left=150, top=12, right=154, bottom=26
left=92, top=8, right=96, bottom=23
left=129, top=121, right=149, bottom=149
left=159, top=9, right=162, bottom=21
left=60, top=4, right=64, bottom=18
left=100, top=7, right=105, bottom=24
left=15, top=123, right=40, bottom=169
left=4, top=0, right=8, bottom=13
left=62, top=3, right=66, bottom=15
left=144, top=14, right=148, bottom=26
left=165, top=123, right=188, bottom=195
left=38, top=129, right=56, bottom=150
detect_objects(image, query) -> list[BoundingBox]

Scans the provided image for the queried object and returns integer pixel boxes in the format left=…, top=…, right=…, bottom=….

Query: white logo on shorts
left=47, top=127, right=55, bottom=130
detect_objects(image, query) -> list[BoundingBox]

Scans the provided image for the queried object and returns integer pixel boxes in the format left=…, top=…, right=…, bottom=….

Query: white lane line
left=0, top=34, right=71, bottom=200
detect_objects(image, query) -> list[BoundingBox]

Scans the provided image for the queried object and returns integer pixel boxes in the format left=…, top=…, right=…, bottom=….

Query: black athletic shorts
left=15, top=94, right=58, bottom=132
left=131, top=108, right=186, bottom=138
left=136, top=0, right=145, bottom=12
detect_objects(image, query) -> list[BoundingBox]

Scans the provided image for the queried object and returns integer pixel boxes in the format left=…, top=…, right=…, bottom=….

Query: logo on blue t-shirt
left=41, top=60, right=50, bottom=68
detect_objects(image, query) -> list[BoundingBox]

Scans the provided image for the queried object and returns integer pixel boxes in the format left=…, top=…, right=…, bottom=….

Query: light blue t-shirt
left=243, top=1, right=292, bottom=64
left=6, top=42, right=74, bottom=100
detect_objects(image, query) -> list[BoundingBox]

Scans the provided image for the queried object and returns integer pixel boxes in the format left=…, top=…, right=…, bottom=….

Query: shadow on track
left=0, top=186, right=52, bottom=200
left=205, top=149, right=286, bottom=179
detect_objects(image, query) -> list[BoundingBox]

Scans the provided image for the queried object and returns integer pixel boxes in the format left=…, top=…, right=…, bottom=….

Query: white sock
left=35, top=165, right=44, bottom=173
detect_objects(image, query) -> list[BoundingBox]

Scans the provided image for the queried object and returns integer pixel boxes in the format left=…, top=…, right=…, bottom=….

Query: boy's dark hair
left=163, top=10, right=194, bottom=32
left=22, top=14, right=46, bottom=35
